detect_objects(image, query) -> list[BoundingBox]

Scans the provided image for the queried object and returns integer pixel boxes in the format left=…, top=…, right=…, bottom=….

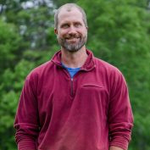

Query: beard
left=57, top=34, right=87, bottom=52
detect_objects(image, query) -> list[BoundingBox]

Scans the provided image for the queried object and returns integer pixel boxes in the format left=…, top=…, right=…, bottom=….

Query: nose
left=68, top=26, right=77, bottom=35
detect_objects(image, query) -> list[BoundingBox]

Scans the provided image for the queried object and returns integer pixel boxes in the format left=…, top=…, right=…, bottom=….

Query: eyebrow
left=60, top=21, right=82, bottom=26
left=60, top=23, right=69, bottom=27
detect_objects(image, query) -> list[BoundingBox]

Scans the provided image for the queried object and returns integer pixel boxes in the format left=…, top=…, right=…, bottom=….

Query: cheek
left=78, top=28, right=87, bottom=35
left=83, top=30, right=88, bottom=37
left=58, top=31, right=68, bottom=38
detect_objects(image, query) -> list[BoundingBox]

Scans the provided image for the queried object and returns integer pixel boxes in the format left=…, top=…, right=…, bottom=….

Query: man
left=14, top=3, right=133, bottom=150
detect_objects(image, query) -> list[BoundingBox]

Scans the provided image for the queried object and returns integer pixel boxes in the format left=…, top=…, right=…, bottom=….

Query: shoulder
left=26, top=60, right=53, bottom=81
left=93, top=57, right=128, bottom=93
left=94, top=57, right=122, bottom=76
left=93, top=57, right=128, bottom=86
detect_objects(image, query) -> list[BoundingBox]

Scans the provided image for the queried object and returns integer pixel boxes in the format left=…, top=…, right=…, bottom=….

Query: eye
left=61, top=24, right=69, bottom=29
left=74, top=22, right=82, bottom=27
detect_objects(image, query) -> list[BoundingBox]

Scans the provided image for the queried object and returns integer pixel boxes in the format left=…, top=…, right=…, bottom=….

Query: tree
left=77, top=0, right=150, bottom=149
left=0, top=0, right=150, bottom=149
left=0, top=19, right=24, bottom=150
left=0, top=19, right=24, bottom=73
left=0, top=1, right=57, bottom=149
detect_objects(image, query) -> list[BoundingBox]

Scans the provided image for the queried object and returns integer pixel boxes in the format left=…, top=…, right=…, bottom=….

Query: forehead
left=57, top=8, right=83, bottom=25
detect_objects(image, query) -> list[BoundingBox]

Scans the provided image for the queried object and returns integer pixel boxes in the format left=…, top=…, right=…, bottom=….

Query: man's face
left=55, top=8, right=88, bottom=52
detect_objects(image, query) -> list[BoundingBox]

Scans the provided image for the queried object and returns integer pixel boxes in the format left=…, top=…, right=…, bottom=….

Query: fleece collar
left=51, top=49, right=96, bottom=72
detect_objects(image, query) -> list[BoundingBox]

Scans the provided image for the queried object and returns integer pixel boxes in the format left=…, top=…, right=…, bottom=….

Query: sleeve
left=14, top=73, right=39, bottom=150
left=108, top=70, right=134, bottom=150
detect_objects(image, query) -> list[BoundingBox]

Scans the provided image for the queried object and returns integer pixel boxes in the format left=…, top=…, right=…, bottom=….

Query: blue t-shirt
left=62, top=63, right=80, bottom=78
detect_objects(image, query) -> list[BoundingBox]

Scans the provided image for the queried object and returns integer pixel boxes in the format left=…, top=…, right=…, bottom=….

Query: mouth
left=66, top=37, right=80, bottom=42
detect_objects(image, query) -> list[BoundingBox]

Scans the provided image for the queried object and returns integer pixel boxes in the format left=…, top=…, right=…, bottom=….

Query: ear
left=54, top=28, right=58, bottom=35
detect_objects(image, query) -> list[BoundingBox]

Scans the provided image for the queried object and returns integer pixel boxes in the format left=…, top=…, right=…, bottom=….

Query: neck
left=61, top=46, right=88, bottom=68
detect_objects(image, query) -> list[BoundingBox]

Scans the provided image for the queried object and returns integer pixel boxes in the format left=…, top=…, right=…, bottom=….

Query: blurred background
left=0, top=0, right=150, bottom=149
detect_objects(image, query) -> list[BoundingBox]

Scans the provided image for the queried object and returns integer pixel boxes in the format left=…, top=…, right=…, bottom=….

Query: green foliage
left=52, top=0, right=78, bottom=7
left=16, top=6, right=54, bottom=50
left=0, top=59, right=35, bottom=150
left=0, top=19, right=23, bottom=73
left=0, top=0, right=150, bottom=149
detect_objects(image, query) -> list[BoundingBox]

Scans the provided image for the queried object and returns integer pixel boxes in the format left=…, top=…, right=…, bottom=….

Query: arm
left=108, top=70, right=133, bottom=150
left=14, top=73, right=39, bottom=150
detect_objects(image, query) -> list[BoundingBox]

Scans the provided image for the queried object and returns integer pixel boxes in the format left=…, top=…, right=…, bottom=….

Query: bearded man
left=14, top=3, right=133, bottom=150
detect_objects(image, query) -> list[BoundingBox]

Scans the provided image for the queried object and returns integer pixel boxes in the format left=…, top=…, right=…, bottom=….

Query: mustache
left=65, top=34, right=80, bottom=39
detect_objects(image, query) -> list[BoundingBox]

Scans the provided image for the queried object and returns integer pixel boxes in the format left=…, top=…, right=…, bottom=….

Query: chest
left=37, top=69, right=110, bottom=125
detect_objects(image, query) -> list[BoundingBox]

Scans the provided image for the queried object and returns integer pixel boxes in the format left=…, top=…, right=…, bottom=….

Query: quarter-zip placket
left=71, top=78, right=74, bottom=97
left=62, top=68, right=75, bottom=98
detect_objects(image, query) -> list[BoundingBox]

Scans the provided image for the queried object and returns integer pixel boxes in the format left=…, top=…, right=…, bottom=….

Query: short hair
left=54, top=3, right=88, bottom=29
